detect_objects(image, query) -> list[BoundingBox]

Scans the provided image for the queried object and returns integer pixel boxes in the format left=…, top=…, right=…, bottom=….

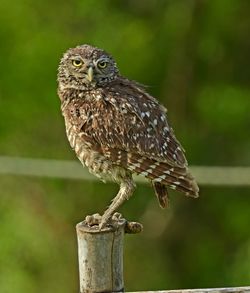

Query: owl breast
left=64, top=111, right=130, bottom=183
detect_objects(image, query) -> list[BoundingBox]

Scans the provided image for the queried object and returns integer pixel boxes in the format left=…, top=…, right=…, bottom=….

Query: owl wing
left=101, top=88, right=187, bottom=167
left=69, top=88, right=187, bottom=167
left=103, top=90, right=199, bottom=195
left=68, top=86, right=187, bottom=167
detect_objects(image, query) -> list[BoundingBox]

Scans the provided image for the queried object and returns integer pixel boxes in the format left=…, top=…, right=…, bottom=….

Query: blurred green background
left=0, top=0, right=250, bottom=292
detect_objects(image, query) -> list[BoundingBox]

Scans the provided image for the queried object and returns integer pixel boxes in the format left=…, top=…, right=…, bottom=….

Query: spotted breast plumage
left=57, top=44, right=199, bottom=228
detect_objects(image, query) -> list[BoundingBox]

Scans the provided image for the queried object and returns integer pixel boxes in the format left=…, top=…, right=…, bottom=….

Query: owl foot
left=85, top=213, right=102, bottom=227
left=99, top=212, right=123, bottom=230
left=85, top=212, right=124, bottom=230
left=100, top=213, right=143, bottom=233
left=85, top=212, right=143, bottom=233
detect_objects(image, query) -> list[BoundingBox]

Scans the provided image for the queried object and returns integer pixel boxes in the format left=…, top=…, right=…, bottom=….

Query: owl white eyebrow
left=70, top=55, right=85, bottom=61
left=95, top=57, right=110, bottom=64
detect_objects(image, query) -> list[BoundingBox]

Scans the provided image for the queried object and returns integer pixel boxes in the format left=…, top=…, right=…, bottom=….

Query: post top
left=76, top=218, right=126, bottom=234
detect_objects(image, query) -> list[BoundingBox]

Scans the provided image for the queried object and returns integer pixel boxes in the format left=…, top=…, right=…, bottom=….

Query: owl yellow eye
left=98, top=61, right=108, bottom=69
left=72, top=59, right=83, bottom=67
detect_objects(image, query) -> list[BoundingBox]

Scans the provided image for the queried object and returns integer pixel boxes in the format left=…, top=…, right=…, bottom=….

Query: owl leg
left=100, top=178, right=136, bottom=229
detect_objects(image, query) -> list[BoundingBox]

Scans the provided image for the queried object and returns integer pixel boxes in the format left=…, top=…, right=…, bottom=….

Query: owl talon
left=85, top=213, right=102, bottom=227
left=112, top=212, right=123, bottom=221
left=85, top=213, right=124, bottom=230
left=99, top=212, right=125, bottom=230
left=99, top=215, right=111, bottom=230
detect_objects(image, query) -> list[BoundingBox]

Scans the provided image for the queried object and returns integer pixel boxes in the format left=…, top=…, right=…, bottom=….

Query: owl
left=57, top=44, right=199, bottom=228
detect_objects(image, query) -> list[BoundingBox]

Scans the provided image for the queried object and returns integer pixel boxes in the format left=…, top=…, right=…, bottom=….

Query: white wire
left=0, top=156, right=249, bottom=186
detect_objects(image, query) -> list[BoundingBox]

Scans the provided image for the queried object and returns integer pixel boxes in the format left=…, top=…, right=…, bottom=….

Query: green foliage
left=0, top=0, right=249, bottom=292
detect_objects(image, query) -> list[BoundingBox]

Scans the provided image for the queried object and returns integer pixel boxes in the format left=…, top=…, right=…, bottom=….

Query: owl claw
left=99, top=214, right=112, bottom=230
left=112, top=212, right=123, bottom=221
left=85, top=213, right=102, bottom=227
left=85, top=212, right=125, bottom=230
left=100, top=212, right=125, bottom=230
left=99, top=219, right=108, bottom=230
left=85, top=213, right=113, bottom=230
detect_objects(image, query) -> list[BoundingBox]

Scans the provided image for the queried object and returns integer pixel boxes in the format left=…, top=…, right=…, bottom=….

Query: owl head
left=57, top=44, right=119, bottom=90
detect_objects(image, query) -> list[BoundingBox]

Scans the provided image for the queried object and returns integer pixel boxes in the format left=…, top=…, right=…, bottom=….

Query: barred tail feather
left=151, top=171, right=199, bottom=197
left=152, top=182, right=169, bottom=208
left=127, top=154, right=199, bottom=198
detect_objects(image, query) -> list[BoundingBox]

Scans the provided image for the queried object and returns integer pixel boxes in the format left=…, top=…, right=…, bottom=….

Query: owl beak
left=86, top=66, right=94, bottom=82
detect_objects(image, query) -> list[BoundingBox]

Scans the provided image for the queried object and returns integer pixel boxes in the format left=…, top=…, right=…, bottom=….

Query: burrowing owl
left=57, top=44, right=199, bottom=228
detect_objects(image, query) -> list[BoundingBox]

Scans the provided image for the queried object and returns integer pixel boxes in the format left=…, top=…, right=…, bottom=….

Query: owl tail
left=152, top=182, right=169, bottom=208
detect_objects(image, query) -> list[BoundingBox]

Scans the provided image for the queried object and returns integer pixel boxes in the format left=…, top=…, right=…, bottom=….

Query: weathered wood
left=128, top=287, right=250, bottom=293
left=76, top=217, right=126, bottom=293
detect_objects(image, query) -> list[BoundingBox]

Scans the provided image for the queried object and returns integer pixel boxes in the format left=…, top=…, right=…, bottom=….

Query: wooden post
left=76, top=214, right=142, bottom=293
